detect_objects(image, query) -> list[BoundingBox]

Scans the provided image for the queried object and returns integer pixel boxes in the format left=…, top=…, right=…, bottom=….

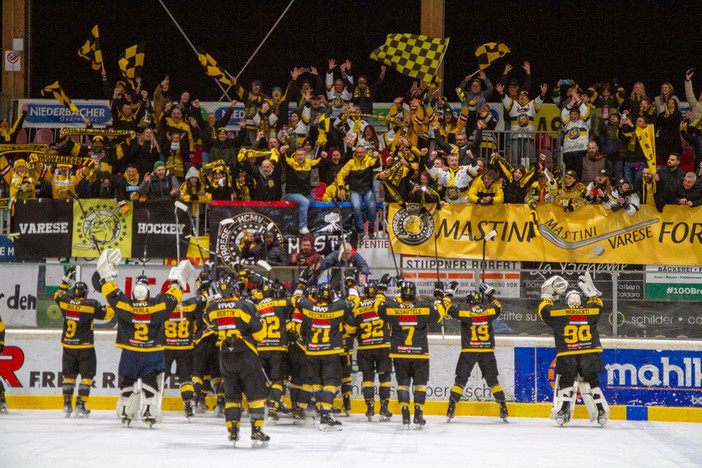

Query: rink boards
left=1, top=330, right=700, bottom=423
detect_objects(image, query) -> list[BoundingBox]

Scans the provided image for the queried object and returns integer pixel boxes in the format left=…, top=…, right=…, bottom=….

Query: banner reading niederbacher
left=389, top=203, right=702, bottom=265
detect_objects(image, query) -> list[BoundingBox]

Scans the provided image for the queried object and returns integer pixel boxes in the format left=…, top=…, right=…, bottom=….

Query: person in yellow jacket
left=337, top=146, right=381, bottom=239
left=32, top=153, right=93, bottom=199
left=468, top=167, right=504, bottom=205
left=555, top=170, right=587, bottom=212
left=179, top=166, right=212, bottom=234
left=1, top=156, right=37, bottom=201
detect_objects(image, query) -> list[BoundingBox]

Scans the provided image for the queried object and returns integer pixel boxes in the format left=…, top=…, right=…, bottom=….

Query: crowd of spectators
left=3, top=60, right=702, bottom=239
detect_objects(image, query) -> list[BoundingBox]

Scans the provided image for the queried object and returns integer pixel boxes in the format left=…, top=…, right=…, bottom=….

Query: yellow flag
left=78, top=25, right=103, bottom=70
left=72, top=199, right=132, bottom=258
left=371, top=34, right=449, bottom=84
left=635, top=124, right=657, bottom=173
left=474, top=42, right=511, bottom=70
left=41, top=82, right=80, bottom=113
left=118, top=43, right=145, bottom=87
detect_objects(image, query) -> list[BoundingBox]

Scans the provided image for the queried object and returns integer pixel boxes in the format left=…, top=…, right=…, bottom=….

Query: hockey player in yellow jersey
left=203, top=275, right=270, bottom=447
left=55, top=267, right=113, bottom=418
left=93, top=248, right=193, bottom=428
left=539, top=272, right=609, bottom=427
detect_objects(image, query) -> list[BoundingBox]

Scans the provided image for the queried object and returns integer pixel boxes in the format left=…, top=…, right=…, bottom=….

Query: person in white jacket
left=561, top=100, right=591, bottom=178
left=610, top=178, right=640, bottom=216
left=427, top=151, right=479, bottom=204
left=496, top=82, right=547, bottom=163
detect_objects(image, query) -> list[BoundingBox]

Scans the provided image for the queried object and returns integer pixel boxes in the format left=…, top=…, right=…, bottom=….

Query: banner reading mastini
left=389, top=203, right=702, bottom=265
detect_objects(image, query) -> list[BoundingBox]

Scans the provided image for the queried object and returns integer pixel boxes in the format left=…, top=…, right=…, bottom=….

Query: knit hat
left=617, top=178, right=630, bottom=187
left=154, top=161, right=165, bottom=169
left=565, top=170, right=578, bottom=179
left=185, top=166, right=199, bottom=180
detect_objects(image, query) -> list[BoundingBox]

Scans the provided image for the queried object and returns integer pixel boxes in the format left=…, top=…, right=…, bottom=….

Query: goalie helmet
left=566, top=290, right=582, bottom=308
left=132, top=275, right=150, bottom=302
left=316, top=283, right=333, bottom=303
left=399, top=281, right=416, bottom=301
left=466, top=290, right=481, bottom=306
left=72, top=282, right=88, bottom=299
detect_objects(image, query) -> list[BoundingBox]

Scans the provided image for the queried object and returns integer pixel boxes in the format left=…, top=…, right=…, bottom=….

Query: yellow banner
left=389, top=203, right=702, bottom=265
left=72, top=199, right=132, bottom=258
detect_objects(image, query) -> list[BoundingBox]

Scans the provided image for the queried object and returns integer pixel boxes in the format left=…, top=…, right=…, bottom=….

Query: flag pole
left=217, top=0, right=297, bottom=101
left=158, top=0, right=232, bottom=100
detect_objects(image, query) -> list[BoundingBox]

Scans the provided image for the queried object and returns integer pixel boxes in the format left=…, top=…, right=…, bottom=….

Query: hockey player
left=203, top=275, right=270, bottom=447
left=292, top=271, right=357, bottom=431
left=164, top=271, right=209, bottom=420
left=191, top=295, right=223, bottom=416
left=539, top=272, right=610, bottom=427
left=93, top=248, right=193, bottom=427
left=286, top=278, right=314, bottom=422
left=378, top=280, right=447, bottom=429
left=254, top=282, right=292, bottom=421
left=445, top=284, right=509, bottom=423
left=54, top=267, right=113, bottom=418
left=349, top=275, right=393, bottom=421
left=0, top=312, right=6, bottom=413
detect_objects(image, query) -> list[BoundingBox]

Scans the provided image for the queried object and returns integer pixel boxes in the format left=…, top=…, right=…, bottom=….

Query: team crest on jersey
left=216, top=213, right=283, bottom=265
left=74, top=202, right=128, bottom=251
left=391, top=204, right=434, bottom=246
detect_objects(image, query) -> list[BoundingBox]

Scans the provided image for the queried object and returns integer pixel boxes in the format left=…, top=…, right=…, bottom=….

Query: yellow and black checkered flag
left=371, top=34, right=449, bottom=84
left=197, top=48, right=232, bottom=86
left=41, top=81, right=80, bottom=113
left=118, top=43, right=145, bottom=86
left=474, top=42, right=510, bottom=70
left=78, top=25, right=103, bottom=71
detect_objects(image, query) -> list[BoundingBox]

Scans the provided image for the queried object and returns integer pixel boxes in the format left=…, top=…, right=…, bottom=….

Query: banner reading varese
left=389, top=203, right=702, bottom=265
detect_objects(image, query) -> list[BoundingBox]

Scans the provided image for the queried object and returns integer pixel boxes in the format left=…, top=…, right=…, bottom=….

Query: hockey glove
left=541, top=275, right=568, bottom=300
left=445, top=281, right=459, bottom=298
left=344, top=272, right=356, bottom=289
left=479, top=283, right=495, bottom=300
left=96, top=248, right=121, bottom=282
left=62, top=266, right=77, bottom=286
left=377, top=273, right=391, bottom=291
left=578, top=271, right=602, bottom=298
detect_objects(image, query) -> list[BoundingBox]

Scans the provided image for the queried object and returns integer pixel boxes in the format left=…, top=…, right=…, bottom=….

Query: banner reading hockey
left=131, top=201, right=190, bottom=260
left=389, top=203, right=702, bottom=265
left=11, top=199, right=73, bottom=259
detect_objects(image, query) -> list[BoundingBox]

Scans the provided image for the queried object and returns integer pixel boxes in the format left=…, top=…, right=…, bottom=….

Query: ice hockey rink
left=1, top=410, right=700, bottom=467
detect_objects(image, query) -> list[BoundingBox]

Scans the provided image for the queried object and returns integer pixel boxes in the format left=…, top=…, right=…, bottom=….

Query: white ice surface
left=0, top=410, right=700, bottom=468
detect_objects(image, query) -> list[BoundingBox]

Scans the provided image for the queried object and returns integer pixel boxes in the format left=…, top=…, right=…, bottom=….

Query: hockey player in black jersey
left=445, top=283, right=509, bottom=423
left=165, top=271, right=209, bottom=420
left=378, top=280, right=448, bottom=429
left=349, top=275, right=392, bottom=421
left=55, top=267, right=114, bottom=418
left=539, top=272, right=610, bottom=427
left=203, top=275, right=270, bottom=447
left=94, top=248, right=193, bottom=428
left=254, top=282, right=292, bottom=421
left=292, top=273, right=357, bottom=431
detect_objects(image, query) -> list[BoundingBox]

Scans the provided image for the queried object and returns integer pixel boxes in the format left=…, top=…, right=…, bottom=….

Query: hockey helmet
left=132, top=275, right=150, bottom=301
left=261, top=283, right=274, bottom=298
left=218, top=276, right=239, bottom=298
left=399, top=280, right=416, bottom=301
left=566, top=290, right=582, bottom=308
left=466, top=290, right=481, bottom=306
left=316, top=283, right=333, bottom=303
left=273, top=283, right=287, bottom=299
left=364, top=283, right=378, bottom=299
left=305, top=285, right=318, bottom=300
left=72, top=282, right=89, bottom=299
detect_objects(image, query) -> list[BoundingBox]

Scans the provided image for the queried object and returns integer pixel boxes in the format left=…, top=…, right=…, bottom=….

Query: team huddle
left=0, top=248, right=610, bottom=447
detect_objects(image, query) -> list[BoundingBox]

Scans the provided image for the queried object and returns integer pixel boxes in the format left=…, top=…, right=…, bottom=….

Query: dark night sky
left=13, top=0, right=702, bottom=103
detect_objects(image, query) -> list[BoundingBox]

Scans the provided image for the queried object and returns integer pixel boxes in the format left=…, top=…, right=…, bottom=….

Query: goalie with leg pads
left=538, top=273, right=608, bottom=427
left=95, top=249, right=193, bottom=427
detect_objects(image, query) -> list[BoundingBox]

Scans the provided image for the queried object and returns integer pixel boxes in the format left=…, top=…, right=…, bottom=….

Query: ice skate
left=194, top=394, right=209, bottom=414
left=142, top=406, right=156, bottom=428
left=267, top=408, right=279, bottom=422
left=556, top=402, right=571, bottom=427
left=74, top=398, right=90, bottom=418
left=413, top=406, right=426, bottom=429
left=319, top=410, right=343, bottom=431
left=365, top=399, right=375, bottom=421
left=597, top=405, right=607, bottom=428
left=213, top=396, right=225, bottom=418
left=184, top=401, right=194, bottom=421
left=379, top=399, right=392, bottom=422
left=63, top=395, right=73, bottom=418
left=342, top=395, right=351, bottom=416
left=446, top=401, right=456, bottom=423
left=401, top=407, right=411, bottom=430
left=291, top=405, right=306, bottom=424
left=499, top=401, right=509, bottom=423
left=228, top=426, right=240, bottom=446
left=251, top=426, right=270, bottom=448
left=277, top=401, right=291, bottom=415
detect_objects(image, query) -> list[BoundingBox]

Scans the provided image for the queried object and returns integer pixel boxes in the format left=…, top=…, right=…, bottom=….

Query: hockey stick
left=481, top=230, right=498, bottom=299
left=175, top=201, right=209, bottom=273
left=141, top=208, right=151, bottom=277
left=330, top=198, right=348, bottom=296
left=174, top=201, right=188, bottom=264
